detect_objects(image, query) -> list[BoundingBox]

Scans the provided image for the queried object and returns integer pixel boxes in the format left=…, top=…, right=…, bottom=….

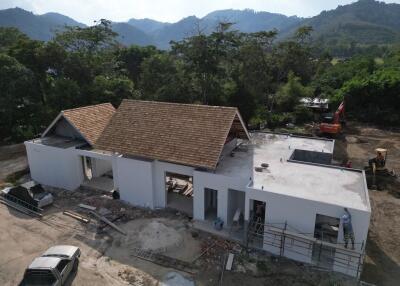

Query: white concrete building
left=25, top=100, right=371, bottom=278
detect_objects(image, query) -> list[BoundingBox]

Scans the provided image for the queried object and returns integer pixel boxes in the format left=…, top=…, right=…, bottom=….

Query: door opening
left=204, top=188, right=218, bottom=221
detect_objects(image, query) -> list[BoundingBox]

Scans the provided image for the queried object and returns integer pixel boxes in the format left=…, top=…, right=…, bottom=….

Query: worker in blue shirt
left=342, top=208, right=355, bottom=250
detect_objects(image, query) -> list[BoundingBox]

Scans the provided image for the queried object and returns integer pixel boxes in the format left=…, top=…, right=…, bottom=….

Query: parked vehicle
left=20, top=245, right=80, bottom=286
left=1, top=181, right=53, bottom=210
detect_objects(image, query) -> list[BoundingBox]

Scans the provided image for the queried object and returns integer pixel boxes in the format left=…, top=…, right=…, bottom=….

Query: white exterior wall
left=153, top=160, right=195, bottom=208
left=25, top=142, right=84, bottom=191
left=193, top=170, right=250, bottom=226
left=116, top=156, right=154, bottom=208
left=245, top=186, right=370, bottom=276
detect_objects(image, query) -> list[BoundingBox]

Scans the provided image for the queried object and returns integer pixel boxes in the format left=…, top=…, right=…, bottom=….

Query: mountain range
left=0, top=0, right=399, bottom=49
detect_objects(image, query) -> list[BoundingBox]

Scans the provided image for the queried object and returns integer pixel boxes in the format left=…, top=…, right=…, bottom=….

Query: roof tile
left=95, top=100, right=248, bottom=170
left=62, top=103, right=115, bottom=145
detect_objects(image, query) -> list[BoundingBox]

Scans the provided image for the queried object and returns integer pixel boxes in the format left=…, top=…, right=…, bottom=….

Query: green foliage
left=1, top=18, right=400, bottom=143
left=54, top=19, right=117, bottom=53
left=266, top=113, right=295, bottom=129
left=275, top=72, right=313, bottom=112
left=340, top=68, right=400, bottom=124
left=0, top=53, right=41, bottom=141
left=0, top=27, right=29, bottom=52
left=293, top=105, right=314, bottom=124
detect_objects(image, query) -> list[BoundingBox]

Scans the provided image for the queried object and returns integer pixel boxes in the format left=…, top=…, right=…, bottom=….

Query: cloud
left=1, top=0, right=400, bottom=25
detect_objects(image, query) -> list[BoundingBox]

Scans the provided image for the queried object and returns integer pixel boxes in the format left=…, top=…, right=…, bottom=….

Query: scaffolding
left=246, top=219, right=365, bottom=278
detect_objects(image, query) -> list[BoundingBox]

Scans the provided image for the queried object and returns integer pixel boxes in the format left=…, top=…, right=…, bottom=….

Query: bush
left=293, top=105, right=314, bottom=124
left=266, top=112, right=295, bottom=129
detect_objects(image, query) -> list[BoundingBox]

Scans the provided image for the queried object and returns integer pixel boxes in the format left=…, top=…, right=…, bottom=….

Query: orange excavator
left=319, top=101, right=345, bottom=135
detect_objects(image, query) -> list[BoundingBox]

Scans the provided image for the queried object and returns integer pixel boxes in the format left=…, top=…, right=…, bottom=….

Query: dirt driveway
left=0, top=204, right=175, bottom=286
left=0, top=187, right=356, bottom=286
left=335, top=122, right=400, bottom=286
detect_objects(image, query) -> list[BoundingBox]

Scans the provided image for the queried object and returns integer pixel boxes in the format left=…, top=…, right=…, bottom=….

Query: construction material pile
left=198, top=237, right=242, bottom=264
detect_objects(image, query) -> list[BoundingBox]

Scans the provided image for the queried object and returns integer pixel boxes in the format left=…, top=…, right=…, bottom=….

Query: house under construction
left=25, top=99, right=371, bottom=277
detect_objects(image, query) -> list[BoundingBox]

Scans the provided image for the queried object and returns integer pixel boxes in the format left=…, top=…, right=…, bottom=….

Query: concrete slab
left=81, top=176, right=114, bottom=192
left=216, top=133, right=369, bottom=211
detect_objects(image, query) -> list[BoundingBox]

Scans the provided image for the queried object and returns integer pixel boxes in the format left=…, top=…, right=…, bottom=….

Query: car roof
left=21, top=180, right=38, bottom=189
left=28, top=257, right=61, bottom=269
left=42, top=245, right=79, bottom=259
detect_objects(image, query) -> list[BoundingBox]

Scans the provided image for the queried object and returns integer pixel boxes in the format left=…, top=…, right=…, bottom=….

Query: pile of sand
left=138, top=220, right=183, bottom=251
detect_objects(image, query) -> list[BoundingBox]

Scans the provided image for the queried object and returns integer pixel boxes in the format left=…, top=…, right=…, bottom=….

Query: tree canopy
left=0, top=22, right=399, bottom=144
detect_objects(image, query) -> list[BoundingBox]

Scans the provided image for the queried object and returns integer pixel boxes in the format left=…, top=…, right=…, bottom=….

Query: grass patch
left=5, top=168, right=29, bottom=185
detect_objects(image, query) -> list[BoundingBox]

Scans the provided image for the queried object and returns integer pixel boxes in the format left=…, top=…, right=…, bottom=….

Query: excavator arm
left=319, top=101, right=345, bottom=135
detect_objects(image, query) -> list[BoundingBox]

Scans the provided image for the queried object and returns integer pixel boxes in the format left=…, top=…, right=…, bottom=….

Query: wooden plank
left=183, top=186, right=192, bottom=196
left=90, top=211, right=127, bottom=235
left=232, top=209, right=241, bottom=222
left=79, top=204, right=96, bottom=211
left=225, top=253, right=234, bottom=271
left=63, top=211, right=90, bottom=223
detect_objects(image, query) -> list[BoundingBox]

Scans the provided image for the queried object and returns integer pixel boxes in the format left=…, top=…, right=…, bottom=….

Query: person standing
left=342, top=208, right=355, bottom=250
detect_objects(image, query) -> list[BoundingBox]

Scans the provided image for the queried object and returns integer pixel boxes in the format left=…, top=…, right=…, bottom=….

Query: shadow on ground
left=361, top=238, right=400, bottom=286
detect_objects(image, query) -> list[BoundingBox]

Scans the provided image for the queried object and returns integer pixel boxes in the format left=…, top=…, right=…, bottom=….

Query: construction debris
left=191, top=241, right=216, bottom=263
left=79, top=203, right=96, bottom=211
left=98, top=214, right=125, bottom=231
left=90, top=211, right=127, bottom=235
left=225, top=253, right=234, bottom=270
left=63, top=210, right=90, bottom=223
left=131, top=248, right=197, bottom=274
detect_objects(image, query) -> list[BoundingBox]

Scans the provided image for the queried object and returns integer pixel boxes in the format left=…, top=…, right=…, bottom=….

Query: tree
left=116, top=45, right=158, bottom=84
left=0, top=27, right=29, bottom=52
left=275, top=72, right=313, bottom=112
left=0, top=54, right=42, bottom=141
left=54, top=19, right=118, bottom=53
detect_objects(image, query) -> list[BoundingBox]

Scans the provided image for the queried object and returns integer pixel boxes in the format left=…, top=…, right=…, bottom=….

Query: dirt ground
left=0, top=186, right=354, bottom=286
left=335, top=122, right=400, bottom=286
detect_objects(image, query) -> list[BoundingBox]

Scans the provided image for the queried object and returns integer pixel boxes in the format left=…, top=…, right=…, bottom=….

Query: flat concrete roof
left=216, top=133, right=369, bottom=212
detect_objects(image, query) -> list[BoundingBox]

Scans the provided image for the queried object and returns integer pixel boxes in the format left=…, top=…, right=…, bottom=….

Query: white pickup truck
left=20, top=245, right=80, bottom=286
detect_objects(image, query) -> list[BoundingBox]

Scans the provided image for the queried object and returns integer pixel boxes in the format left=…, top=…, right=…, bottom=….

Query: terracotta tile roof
left=95, top=100, right=249, bottom=170
left=61, top=103, right=116, bottom=145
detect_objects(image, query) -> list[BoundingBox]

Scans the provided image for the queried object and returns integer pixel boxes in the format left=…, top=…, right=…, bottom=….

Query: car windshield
left=24, top=270, right=56, bottom=286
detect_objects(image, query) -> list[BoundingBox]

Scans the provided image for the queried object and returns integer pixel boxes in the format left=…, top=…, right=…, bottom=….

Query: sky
left=1, top=0, right=400, bottom=25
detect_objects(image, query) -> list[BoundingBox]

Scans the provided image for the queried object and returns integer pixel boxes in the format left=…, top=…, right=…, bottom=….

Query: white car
left=20, top=245, right=81, bottom=286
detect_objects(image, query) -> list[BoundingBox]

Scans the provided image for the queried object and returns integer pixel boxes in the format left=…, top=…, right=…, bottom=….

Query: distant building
left=301, top=97, right=329, bottom=111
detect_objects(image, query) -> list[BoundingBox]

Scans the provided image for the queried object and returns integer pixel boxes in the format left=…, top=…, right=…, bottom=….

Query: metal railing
left=1, top=192, right=43, bottom=213
left=246, top=219, right=365, bottom=278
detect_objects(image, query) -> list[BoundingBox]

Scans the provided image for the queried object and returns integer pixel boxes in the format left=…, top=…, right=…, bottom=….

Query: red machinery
left=319, top=101, right=345, bottom=135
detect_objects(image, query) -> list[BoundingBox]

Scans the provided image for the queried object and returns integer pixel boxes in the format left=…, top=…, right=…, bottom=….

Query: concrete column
left=193, top=184, right=205, bottom=220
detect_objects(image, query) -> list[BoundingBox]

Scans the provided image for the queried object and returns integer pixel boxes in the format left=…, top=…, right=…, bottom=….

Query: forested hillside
left=2, top=0, right=400, bottom=52
left=0, top=8, right=85, bottom=41
left=1, top=20, right=399, bottom=144
left=292, top=0, right=400, bottom=56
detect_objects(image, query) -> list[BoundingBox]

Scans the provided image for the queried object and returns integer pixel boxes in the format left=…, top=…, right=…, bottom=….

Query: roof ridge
left=122, top=99, right=238, bottom=110
left=62, top=102, right=114, bottom=113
